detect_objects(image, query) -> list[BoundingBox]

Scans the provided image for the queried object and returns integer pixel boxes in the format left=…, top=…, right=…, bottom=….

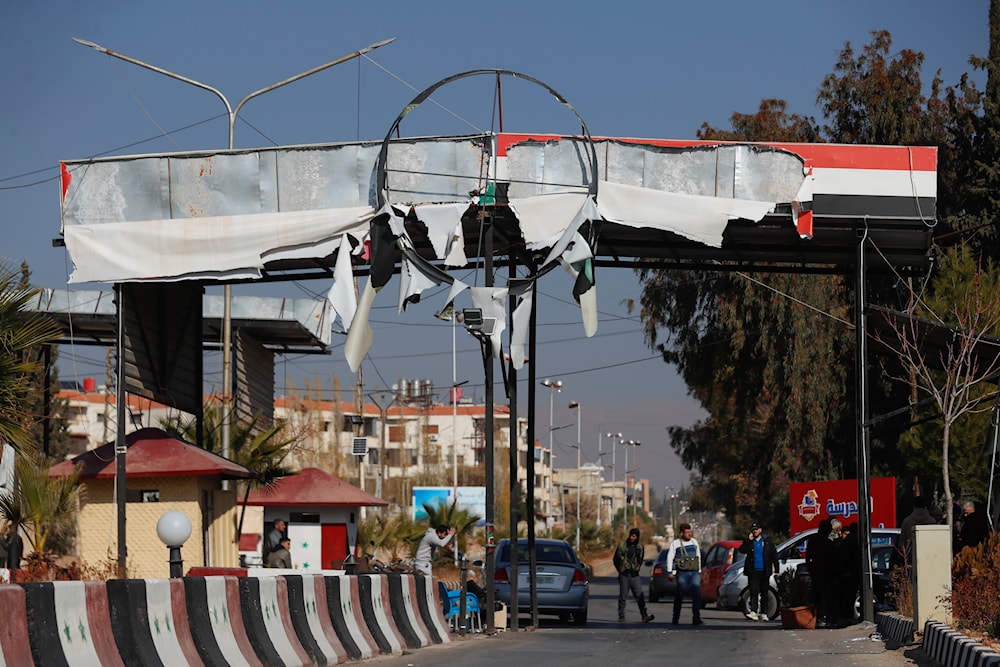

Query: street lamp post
left=623, top=440, right=641, bottom=526
left=569, top=401, right=581, bottom=551
left=74, top=36, right=395, bottom=574
left=541, top=379, right=564, bottom=454
left=665, top=486, right=675, bottom=534
left=605, top=432, right=622, bottom=522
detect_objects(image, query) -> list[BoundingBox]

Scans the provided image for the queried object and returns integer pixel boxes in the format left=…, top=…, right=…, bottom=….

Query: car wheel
left=649, top=590, right=659, bottom=603
left=573, top=610, right=588, bottom=626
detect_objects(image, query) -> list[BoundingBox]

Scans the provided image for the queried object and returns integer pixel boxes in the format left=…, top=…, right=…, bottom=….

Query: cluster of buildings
left=59, top=379, right=651, bottom=534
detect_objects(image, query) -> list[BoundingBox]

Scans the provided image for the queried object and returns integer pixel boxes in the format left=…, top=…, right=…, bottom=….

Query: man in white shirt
left=667, top=522, right=704, bottom=625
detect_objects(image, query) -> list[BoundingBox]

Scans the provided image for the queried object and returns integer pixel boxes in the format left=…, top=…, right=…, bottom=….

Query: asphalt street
left=366, top=575, right=936, bottom=667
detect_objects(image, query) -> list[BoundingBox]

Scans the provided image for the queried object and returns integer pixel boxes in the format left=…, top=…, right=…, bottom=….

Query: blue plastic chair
left=438, top=582, right=481, bottom=632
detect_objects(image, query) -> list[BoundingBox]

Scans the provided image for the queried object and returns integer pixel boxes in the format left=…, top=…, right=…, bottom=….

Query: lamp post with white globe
left=156, top=511, right=192, bottom=578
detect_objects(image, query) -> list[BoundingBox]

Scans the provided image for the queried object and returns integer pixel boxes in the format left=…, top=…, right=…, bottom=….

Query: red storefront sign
left=789, top=477, right=896, bottom=535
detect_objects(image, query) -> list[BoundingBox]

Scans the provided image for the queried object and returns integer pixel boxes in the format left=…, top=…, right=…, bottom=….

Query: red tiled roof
left=49, top=427, right=255, bottom=480
left=242, top=467, right=387, bottom=507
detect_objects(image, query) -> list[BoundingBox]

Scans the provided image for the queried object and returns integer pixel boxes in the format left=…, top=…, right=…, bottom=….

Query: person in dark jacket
left=739, top=522, right=778, bottom=621
left=613, top=527, right=653, bottom=623
left=957, top=501, right=990, bottom=553
left=806, top=518, right=840, bottom=626
left=266, top=537, right=292, bottom=569
left=835, top=521, right=861, bottom=624
left=1, top=523, right=23, bottom=573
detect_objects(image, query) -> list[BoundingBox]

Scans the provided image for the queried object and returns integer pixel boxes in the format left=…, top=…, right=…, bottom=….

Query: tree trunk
left=943, top=419, right=954, bottom=528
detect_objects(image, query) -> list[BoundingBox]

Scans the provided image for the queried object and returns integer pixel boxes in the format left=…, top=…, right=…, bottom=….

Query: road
left=368, top=576, right=936, bottom=667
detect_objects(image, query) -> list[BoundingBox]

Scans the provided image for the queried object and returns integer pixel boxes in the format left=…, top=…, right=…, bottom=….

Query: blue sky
left=0, top=1, right=989, bottom=506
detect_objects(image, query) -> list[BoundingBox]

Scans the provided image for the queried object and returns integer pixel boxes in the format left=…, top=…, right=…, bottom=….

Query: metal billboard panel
left=121, top=282, right=202, bottom=416
left=235, top=330, right=274, bottom=425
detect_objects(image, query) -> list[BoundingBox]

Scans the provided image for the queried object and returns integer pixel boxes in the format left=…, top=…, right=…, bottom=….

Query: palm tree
left=160, top=403, right=297, bottom=484
left=0, top=260, right=62, bottom=452
left=420, top=499, right=482, bottom=561
left=0, top=449, right=81, bottom=553
left=161, top=403, right=299, bottom=539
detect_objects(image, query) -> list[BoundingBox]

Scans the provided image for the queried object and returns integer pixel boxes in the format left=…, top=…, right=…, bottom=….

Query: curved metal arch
left=374, top=69, right=600, bottom=208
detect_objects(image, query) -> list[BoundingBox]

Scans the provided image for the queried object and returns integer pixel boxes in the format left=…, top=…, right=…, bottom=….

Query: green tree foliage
left=886, top=245, right=1000, bottom=524
left=697, top=99, right=822, bottom=143
left=637, top=27, right=987, bottom=530
left=0, top=449, right=81, bottom=553
left=635, top=269, right=853, bottom=531
left=817, top=30, right=933, bottom=146
left=0, top=259, right=62, bottom=452
left=160, top=402, right=297, bottom=486
left=358, top=511, right=421, bottom=561
left=17, top=262, right=71, bottom=459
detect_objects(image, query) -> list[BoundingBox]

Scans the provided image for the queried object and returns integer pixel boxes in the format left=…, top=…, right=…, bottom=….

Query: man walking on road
left=613, top=528, right=654, bottom=623
left=739, top=522, right=778, bottom=620
left=667, top=522, right=704, bottom=625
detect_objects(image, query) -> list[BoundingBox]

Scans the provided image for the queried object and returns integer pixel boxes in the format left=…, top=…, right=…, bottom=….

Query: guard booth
left=240, top=467, right=387, bottom=571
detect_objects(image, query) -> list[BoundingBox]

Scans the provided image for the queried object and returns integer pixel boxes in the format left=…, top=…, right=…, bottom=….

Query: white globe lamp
left=156, top=511, right=192, bottom=577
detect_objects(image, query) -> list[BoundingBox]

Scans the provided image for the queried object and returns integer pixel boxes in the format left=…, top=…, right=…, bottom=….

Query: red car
left=700, top=540, right=743, bottom=604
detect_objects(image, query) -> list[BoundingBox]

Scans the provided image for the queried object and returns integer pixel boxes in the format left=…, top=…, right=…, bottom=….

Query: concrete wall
left=1, top=572, right=450, bottom=666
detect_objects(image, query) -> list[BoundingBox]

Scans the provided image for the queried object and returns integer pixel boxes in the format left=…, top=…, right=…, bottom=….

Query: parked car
left=494, top=538, right=590, bottom=625
left=648, top=543, right=713, bottom=603
left=716, top=527, right=900, bottom=620
left=700, top=540, right=743, bottom=604
left=648, top=547, right=677, bottom=602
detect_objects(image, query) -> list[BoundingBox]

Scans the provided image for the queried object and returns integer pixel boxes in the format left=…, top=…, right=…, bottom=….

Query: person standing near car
left=613, top=527, right=654, bottom=623
left=414, top=524, right=456, bottom=576
left=739, top=522, right=778, bottom=621
left=667, top=522, right=703, bottom=625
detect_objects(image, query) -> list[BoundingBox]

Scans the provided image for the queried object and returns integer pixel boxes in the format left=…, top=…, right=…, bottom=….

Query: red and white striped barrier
left=357, top=574, right=405, bottom=655
left=184, top=576, right=263, bottom=667
left=0, top=585, right=34, bottom=667
left=325, top=574, right=378, bottom=660
left=238, top=575, right=314, bottom=667
left=23, top=580, right=125, bottom=666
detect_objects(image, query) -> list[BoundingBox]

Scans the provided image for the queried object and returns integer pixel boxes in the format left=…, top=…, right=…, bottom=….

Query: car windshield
left=500, top=542, right=576, bottom=564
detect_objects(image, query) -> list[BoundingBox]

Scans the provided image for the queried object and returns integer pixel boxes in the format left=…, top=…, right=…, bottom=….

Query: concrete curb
left=923, top=620, right=1000, bottom=667
left=876, top=611, right=914, bottom=645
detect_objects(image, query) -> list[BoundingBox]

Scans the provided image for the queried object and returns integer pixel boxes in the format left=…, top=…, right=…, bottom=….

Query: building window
left=126, top=489, right=159, bottom=503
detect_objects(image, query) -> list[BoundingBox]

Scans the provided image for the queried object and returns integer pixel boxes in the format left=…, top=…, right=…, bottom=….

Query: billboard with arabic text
left=789, top=477, right=896, bottom=536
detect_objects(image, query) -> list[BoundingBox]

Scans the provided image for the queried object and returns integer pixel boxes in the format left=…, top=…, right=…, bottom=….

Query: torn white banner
left=327, top=236, right=358, bottom=329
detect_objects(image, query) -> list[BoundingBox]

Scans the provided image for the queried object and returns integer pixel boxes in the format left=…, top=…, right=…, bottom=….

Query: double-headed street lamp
left=604, top=432, right=623, bottom=526
left=622, top=440, right=641, bottom=526
left=568, top=401, right=582, bottom=550
left=74, top=36, right=396, bottom=574
left=541, top=379, right=564, bottom=455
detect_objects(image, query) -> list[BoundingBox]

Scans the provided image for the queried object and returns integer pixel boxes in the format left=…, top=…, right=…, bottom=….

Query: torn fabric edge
left=440, top=280, right=470, bottom=316
left=398, top=255, right=441, bottom=313
left=469, top=286, right=508, bottom=359
left=413, top=202, right=471, bottom=267
left=508, top=281, right=535, bottom=370
left=595, top=180, right=776, bottom=248
left=64, top=205, right=375, bottom=284
left=396, top=228, right=458, bottom=312
left=327, top=235, right=358, bottom=329
left=509, top=191, right=593, bottom=248
left=344, top=279, right=377, bottom=372
left=558, top=232, right=599, bottom=337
